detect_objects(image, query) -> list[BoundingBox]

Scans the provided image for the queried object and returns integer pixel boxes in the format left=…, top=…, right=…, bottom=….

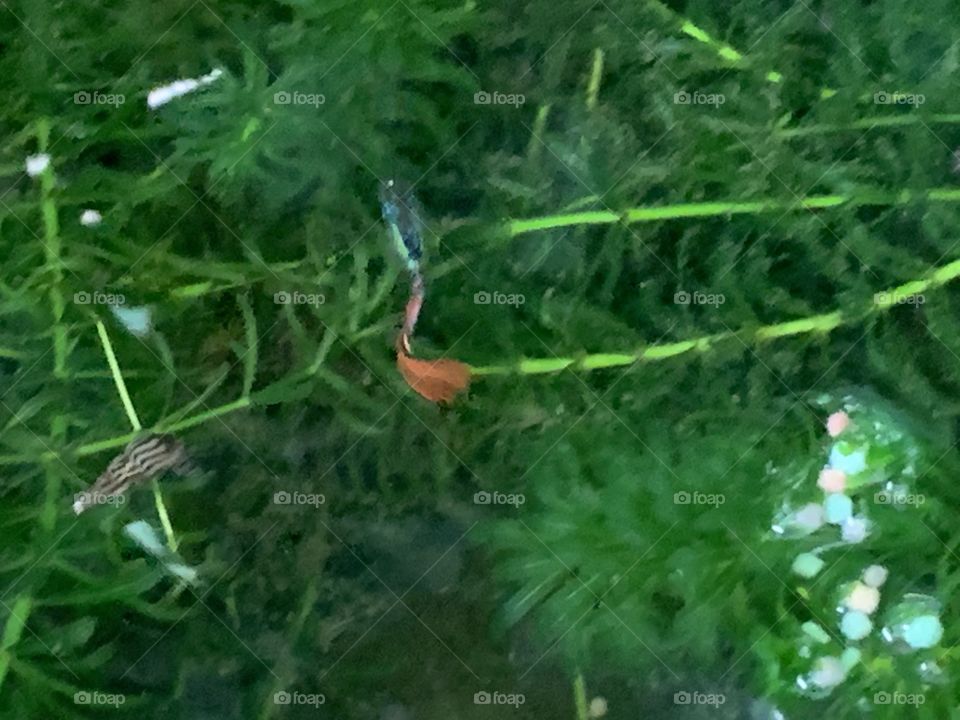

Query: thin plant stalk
left=95, top=320, right=178, bottom=551
left=469, top=259, right=960, bottom=377
left=36, top=119, right=68, bottom=379
left=509, top=186, right=960, bottom=237
left=573, top=670, right=589, bottom=720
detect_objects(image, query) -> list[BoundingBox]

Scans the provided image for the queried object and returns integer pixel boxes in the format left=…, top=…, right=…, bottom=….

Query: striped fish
left=73, top=433, right=195, bottom=514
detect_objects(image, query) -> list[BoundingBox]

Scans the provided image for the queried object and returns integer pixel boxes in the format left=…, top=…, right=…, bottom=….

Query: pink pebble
left=818, top=467, right=847, bottom=493
left=826, top=411, right=850, bottom=437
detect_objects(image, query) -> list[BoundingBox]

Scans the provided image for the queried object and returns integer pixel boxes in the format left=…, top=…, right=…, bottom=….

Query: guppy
left=379, top=178, right=424, bottom=271
left=73, top=433, right=195, bottom=514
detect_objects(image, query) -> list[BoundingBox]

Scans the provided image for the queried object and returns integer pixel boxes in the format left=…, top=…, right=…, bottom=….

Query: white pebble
left=80, top=209, right=102, bottom=226
left=25, top=153, right=50, bottom=177
left=863, top=565, right=888, bottom=588
left=588, top=697, right=607, bottom=718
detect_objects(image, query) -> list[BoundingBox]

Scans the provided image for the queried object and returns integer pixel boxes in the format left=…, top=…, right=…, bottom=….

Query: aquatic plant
left=3, top=1, right=960, bottom=719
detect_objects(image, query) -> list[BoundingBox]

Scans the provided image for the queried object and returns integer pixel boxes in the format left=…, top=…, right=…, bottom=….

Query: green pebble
left=792, top=553, right=825, bottom=578
left=801, top=621, right=831, bottom=644
left=840, top=647, right=861, bottom=670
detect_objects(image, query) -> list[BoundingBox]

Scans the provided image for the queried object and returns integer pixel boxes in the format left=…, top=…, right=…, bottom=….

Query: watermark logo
left=874, top=90, right=925, bottom=106
left=474, top=490, right=525, bottom=507
left=673, top=691, right=725, bottom=707
left=874, top=691, right=924, bottom=706
left=74, top=491, right=126, bottom=509
left=673, top=90, right=725, bottom=108
left=274, top=490, right=325, bottom=508
left=674, top=290, right=725, bottom=307
left=74, top=291, right=125, bottom=306
left=874, top=490, right=925, bottom=507
left=474, top=290, right=525, bottom=306
left=74, top=91, right=125, bottom=107
left=474, top=91, right=525, bottom=108
left=273, top=91, right=325, bottom=107
left=474, top=691, right=525, bottom=707
left=274, top=291, right=325, bottom=306
left=874, top=291, right=925, bottom=306
left=673, top=491, right=725, bottom=507
left=273, top=690, right=326, bottom=707
left=74, top=691, right=126, bottom=707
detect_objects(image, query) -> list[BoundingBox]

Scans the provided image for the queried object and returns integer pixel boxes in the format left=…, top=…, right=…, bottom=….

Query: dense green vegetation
left=3, top=0, right=960, bottom=717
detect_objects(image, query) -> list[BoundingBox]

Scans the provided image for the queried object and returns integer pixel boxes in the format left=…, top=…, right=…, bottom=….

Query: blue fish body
left=379, top=179, right=423, bottom=269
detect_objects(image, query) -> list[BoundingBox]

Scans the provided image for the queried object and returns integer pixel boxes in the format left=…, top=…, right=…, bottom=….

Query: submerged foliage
left=3, top=0, right=960, bottom=718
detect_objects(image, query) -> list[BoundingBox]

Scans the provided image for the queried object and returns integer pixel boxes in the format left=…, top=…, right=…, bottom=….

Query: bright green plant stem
left=469, top=259, right=960, bottom=377
left=643, top=0, right=784, bottom=84
left=650, top=1, right=847, bottom=99
left=573, top=670, right=589, bottom=720
left=0, top=595, right=33, bottom=688
left=776, top=112, right=960, bottom=138
left=509, top=186, right=960, bottom=236
left=0, top=394, right=256, bottom=466
left=526, top=104, right=551, bottom=163
left=36, top=119, right=68, bottom=379
left=0, top=596, right=32, bottom=693
left=676, top=19, right=782, bottom=84
left=586, top=49, right=603, bottom=110
left=96, top=321, right=178, bottom=551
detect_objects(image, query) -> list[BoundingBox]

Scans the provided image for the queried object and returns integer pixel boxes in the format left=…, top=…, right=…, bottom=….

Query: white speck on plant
left=147, top=68, right=224, bottom=109
left=25, top=153, right=50, bottom=176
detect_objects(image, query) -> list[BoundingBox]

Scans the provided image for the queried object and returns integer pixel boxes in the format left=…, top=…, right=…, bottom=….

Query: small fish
left=379, top=178, right=424, bottom=270
left=73, top=433, right=195, bottom=514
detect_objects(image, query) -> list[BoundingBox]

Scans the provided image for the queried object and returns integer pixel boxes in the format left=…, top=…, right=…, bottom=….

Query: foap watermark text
left=274, top=491, right=325, bottom=508
left=674, top=290, right=725, bottom=307
left=74, top=291, right=125, bottom=306
left=674, top=491, right=725, bottom=507
left=674, top=90, right=725, bottom=108
left=874, top=90, right=925, bottom=106
left=474, top=691, right=525, bottom=707
left=74, top=691, right=125, bottom=707
left=274, top=291, right=325, bottom=306
left=274, top=91, right=325, bottom=107
left=674, top=691, right=725, bottom=707
left=474, top=290, right=524, bottom=306
left=74, top=91, right=125, bottom=107
left=474, top=490, right=525, bottom=507
left=273, top=690, right=325, bottom=707
left=474, top=91, right=525, bottom=107
left=874, top=691, right=924, bottom=706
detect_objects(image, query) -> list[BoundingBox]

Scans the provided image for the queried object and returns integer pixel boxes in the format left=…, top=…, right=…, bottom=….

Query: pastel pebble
left=818, top=467, right=847, bottom=493
left=841, top=517, right=869, bottom=544
left=840, top=647, right=862, bottom=670
left=845, top=583, right=880, bottom=614
left=792, top=553, right=825, bottom=578
left=795, top=502, right=824, bottom=531
left=829, top=445, right=868, bottom=476
left=811, top=656, right=846, bottom=688
left=801, top=621, right=831, bottom=644
left=841, top=611, right=872, bottom=640
left=863, top=565, right=888, bottom=588
left=826, top=411, right=851, bottom=437
left=824, top=494, right=853, bottom=524
left=904, top=616, right=943, bottom=649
